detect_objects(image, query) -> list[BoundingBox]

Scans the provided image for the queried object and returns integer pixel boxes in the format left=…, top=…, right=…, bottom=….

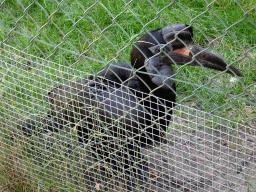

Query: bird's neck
left=135, top=68, right=176, bottom=102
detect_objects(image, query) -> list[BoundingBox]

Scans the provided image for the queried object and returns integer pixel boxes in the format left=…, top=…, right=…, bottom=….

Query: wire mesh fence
left=0, top=0, right=255, bottom=191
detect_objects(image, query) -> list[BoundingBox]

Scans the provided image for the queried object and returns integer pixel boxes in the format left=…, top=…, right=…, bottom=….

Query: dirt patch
left=139, top=114, right=256, bottom=191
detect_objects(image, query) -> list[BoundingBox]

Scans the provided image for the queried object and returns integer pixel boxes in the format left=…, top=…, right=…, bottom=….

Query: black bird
left=19, top=24, right=243, bottom=184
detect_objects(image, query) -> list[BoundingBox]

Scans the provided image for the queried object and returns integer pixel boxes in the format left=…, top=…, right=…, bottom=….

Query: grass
left=0, top=0, right=255, bottom=120
left=0, top=0, right=255, bottom=191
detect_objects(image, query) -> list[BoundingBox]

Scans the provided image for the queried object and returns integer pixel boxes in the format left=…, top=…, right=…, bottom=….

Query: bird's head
left=132, top=24, right=243, bottom=89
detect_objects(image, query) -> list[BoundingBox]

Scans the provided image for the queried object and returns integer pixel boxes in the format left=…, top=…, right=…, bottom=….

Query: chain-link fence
left=0, top=0, right=255, bottom=191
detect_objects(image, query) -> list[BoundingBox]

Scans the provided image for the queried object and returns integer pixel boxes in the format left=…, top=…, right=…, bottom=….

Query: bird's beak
left=186, top=43, right=243, bottom=76
left=148, top=43, right=244, bottom=77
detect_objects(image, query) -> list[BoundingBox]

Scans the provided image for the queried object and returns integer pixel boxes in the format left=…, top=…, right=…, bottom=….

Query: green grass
left=0, top=0, right=255, bottom=191
left=0, top=0, right=254, bottom=119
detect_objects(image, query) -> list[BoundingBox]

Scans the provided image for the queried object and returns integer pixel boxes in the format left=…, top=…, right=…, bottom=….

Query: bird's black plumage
left=19, top=24, right=243, bottom=184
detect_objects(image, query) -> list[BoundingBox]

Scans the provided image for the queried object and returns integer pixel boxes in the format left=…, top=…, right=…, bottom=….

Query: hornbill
left=19, top=24, right=243, bottom=183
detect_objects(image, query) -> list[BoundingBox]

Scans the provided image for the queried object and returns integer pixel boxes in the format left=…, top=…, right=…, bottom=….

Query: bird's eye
left=148, top=44, right=172, bottom=54
left=161, top=45, right=173, bottom=53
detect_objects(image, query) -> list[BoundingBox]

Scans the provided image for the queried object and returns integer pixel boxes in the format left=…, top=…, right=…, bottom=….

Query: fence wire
left=0, top=0, right=255, bottom=191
